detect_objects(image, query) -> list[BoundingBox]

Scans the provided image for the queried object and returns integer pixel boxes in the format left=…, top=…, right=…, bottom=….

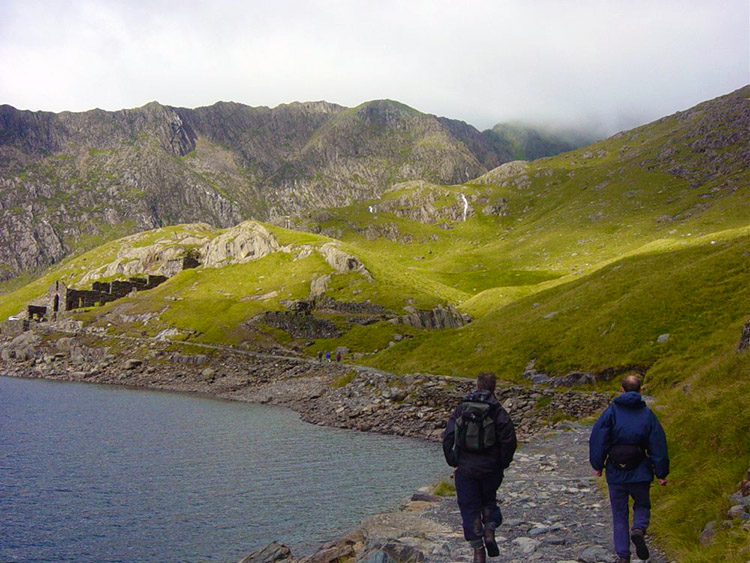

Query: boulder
left=699, top=520, right=718, bottom=545
left=10, top=331, right=41, bottom=349
left=238, top=541, right=293, bottom=563
left=357, top=542, right=425, bottom=563
left=578, top=544, right=612, bottom=562
left=511, top=537, right=539, bottom=554
left=728, top=504, right=746, bottom=519
left=318, top=243, right=371, bottom=278
left=203, top=221, right=280, bottom=268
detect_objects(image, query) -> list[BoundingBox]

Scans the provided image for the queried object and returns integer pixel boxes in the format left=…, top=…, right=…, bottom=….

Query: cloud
left=1, top=0, right=747, bottom=135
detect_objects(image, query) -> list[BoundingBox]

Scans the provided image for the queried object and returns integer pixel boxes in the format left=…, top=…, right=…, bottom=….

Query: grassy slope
left=1, top=88, right=748, bottom=559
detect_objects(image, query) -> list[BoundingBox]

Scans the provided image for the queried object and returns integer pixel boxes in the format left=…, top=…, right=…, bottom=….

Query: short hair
left=477, top=372, right=496, bottom=392
left=621, top=374, right=643, bottom=392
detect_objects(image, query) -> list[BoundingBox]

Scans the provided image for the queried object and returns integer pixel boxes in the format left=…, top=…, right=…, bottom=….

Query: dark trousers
left=455, top=468, right=503, bottom=546
left=608, top=481, right=651, bottom=558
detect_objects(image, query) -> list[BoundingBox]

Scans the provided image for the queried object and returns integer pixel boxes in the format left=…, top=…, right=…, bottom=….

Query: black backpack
left=606, top=405, right=647, bottom=470
left=454, top=400, right=497, bottom=452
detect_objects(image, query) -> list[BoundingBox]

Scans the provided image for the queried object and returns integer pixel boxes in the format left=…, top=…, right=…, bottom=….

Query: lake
left=0, top=376, right=448, bottom=562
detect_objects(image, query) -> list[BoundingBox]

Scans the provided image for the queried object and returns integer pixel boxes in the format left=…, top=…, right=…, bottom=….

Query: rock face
left=203, top=221, right=280, bottom=268
left=397, top=305, right=471, bottom=330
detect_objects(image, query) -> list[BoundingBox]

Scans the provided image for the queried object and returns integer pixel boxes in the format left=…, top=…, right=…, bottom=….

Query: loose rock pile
left=299, top=370, right=609, bottom=442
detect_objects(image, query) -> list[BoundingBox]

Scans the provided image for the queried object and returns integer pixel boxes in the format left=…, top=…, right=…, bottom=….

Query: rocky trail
left=416, top=422, right=667, bottom=563
left=253, top=423, right=670, bottom=563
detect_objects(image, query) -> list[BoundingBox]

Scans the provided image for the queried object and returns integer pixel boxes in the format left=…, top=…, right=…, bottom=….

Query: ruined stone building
left=27, top=275, right=168, bottom=321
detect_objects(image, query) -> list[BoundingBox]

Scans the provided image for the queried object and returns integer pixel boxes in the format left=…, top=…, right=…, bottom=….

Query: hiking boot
left=472, top=545, right=486, bottom=563
left=484, top=523, right=499, bottom=557
left=631, top=528, right=649, bottom=560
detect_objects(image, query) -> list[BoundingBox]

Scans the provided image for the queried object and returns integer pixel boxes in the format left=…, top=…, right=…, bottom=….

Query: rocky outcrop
left=521, top=359, right=645, bottom=387
left=248, top=310, right=341, bottom=339
left=395, top=305, right=471, bottom=330
left=0, top=331, right=41, bottom=361
left=80, top=224, right=213, bottom=283
left=374, top=182, right=475, bottom=225
left=308, top=274, right=331, bottom=298
left=203, top=221, right=280, bottom=268
left=481, top=198, right=508, bottom=216
left=238, top=541, right=292, bottom=563
left=318, top=243, right=371, bottom=278
left=472, top=160, right=529, bottom=186
left=314, top=297, right=392, bottom=317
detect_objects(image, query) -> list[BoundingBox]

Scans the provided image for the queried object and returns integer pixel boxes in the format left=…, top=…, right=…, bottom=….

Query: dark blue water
left=0, top=376, right=448, bottom=562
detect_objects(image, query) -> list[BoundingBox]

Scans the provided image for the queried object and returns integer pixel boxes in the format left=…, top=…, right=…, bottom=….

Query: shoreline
left=1, top=326, right=612, bottom=562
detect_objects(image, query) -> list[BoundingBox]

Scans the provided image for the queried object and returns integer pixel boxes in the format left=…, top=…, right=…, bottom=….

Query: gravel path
left=375, top=422, right=669, bottom=563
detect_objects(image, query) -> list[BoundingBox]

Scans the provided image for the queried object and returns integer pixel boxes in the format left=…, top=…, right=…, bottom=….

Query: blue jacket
left=589, top=392, right=669, bottom=484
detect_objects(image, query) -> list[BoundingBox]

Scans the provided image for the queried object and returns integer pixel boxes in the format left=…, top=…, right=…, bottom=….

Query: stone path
left=363, top=422, right=669, bottom=563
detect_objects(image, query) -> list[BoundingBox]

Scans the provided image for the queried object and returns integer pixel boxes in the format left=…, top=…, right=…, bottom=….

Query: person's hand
left=658, top=478, right=667, bottom=486
left=593, top=469, right=602, bottom=477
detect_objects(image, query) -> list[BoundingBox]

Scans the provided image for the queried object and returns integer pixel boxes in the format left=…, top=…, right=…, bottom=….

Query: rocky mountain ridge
left=0, top=99, right=586, bottom=282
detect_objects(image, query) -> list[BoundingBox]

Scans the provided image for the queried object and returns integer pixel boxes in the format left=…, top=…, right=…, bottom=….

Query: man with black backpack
left=589, top=374, right=669, bottom=563
left=442, top=372, right=517, bottom=562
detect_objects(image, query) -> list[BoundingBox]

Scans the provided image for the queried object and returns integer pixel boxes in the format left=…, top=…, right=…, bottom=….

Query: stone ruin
left=26, top=275, right=168, bottom=321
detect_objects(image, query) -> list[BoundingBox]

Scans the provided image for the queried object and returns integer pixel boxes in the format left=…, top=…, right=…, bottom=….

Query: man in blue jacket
left=443, top=373, right=517, bottom=562
left=589, top=374, right=669, bottom=562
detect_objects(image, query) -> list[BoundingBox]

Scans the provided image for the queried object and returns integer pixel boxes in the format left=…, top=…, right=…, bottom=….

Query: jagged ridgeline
left=0, top=98, right=592, bottom=281
left=0, top=87, right=748, bottom=559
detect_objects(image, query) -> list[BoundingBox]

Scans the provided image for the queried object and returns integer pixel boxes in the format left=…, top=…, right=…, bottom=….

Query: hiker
left=589, top=374, right=669, bottom=563
left=335, top=350, right=342, bottom=362
left=442, top=372, right=517, bottom=562
left=317, top=350, right=323, bottom=362
left=324, top=350, right=331, bottom=362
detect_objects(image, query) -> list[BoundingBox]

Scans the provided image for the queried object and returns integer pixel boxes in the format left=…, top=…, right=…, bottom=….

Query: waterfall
left=460, top=193, right=468, bottom=222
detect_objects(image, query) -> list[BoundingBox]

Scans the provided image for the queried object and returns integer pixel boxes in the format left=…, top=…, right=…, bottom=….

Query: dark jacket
left=442, top=389, right=517, bottom=476
left=589, top=391, right=670, bottom=484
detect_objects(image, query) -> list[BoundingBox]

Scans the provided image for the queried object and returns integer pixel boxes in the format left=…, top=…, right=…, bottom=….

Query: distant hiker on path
left=335, top=350, right=342, bottom=362
left=442, top=372, right=517, bottom=562
left=589, top=374, right=670, bottom=563
left=324, top=350, right=331, bottom=362
left=317, top=350, right=323, bottom=362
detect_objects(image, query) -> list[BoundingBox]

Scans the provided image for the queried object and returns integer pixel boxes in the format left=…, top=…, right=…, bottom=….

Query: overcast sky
left=1, top=0, right=747, bottom=135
